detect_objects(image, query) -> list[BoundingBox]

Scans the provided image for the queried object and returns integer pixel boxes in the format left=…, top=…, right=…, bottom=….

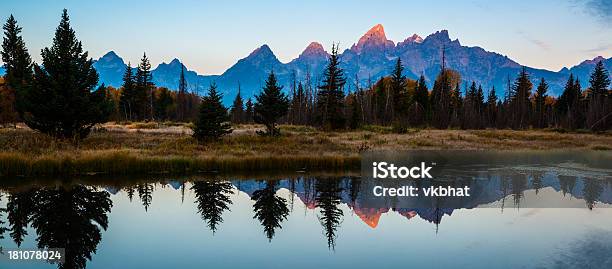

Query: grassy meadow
left=0, top=122, right=610, bottom=177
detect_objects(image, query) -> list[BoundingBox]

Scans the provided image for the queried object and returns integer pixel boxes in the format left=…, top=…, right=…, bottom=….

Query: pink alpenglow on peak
left=351, top=24, right=395, bottom=54
left=300, top=42, right=329, bottom=58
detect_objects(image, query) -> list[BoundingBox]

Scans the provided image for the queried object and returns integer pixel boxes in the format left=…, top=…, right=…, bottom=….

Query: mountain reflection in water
left=0, top=169, right=611, bottom=269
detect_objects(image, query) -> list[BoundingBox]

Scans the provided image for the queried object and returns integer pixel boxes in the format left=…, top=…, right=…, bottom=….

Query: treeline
left=228, top=51, right=611, bottom=132
left=1, top=10, right=610, bottom=144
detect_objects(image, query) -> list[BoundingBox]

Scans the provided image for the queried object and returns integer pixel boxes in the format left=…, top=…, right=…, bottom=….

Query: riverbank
left=0, top=123, right=610, bottom=177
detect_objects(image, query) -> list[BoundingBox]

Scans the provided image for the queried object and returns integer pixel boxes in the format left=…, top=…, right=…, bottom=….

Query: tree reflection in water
left=315, top=179, right=344, bottom=250
left=252, top=180, right=289, bottom=241
left=4, top=185, right=111, bottom=269
left=137, top=183, right=154, bottom=211
left=192, top=180, right=234, bottom=233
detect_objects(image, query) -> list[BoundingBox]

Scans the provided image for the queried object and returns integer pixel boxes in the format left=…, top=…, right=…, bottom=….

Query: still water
left=0, top=152, right=611, bottom=269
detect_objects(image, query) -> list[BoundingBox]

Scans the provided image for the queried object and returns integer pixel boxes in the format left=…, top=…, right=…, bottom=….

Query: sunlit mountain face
left=90, top=24, right=612, bottom=105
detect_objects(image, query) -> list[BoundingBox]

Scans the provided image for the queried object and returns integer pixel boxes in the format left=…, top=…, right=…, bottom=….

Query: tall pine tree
left=254, top=71, right=289, bottom=136
left=587, top=61, right=610, bottom=130
left=192, top=83, right=232, bottom=142
left=534, top=78, right=548, bottom=128
left=509, top=67, right=532, bottom=129
left=176, top=65, right=188, bottom=122
left=1, top=15, right=32, bottom=91
left=230, top=85, right=244, bottom=124
left=135, top=52, right=154, bottom=120
left=317, top=44, right=346, bottom=130
left=119, top=63, right=136, bottom=120
left=21, top=9, right=111, bottom=140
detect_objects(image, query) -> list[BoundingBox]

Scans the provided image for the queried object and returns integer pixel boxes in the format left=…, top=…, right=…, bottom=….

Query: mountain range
left=3, top=24, right=612, bottom=105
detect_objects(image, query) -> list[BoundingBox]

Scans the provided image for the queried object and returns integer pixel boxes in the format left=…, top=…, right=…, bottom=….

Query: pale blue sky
left=1, top=0, right=611, bottom=74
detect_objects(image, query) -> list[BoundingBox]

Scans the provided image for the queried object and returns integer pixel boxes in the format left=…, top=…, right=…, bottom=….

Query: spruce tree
left=587, top=61, right=610, bottom=130
left=509, top=67, right=532, bottom=129
left=135, top=52, right=154, bottom=120
left=410, top=74, right=429, bottom=125
left=317, top=44, right=346, bottom=130
left=486, top=86, right=497, bottom=127
left=430, top=70, right=452, bottom=128
left=192, top=82, right=232, bottom=142
left=245, top=97, right=254, bottom=123
left=1, top=15, right=32, bottom=91
left=119, top=63, right=136, bottom=120
left=534, top=78, right=548, bottom=128
left=176, top=65, right=188, bottom=121
left=390, top=58, right=407, bottom=119
left=21, top=9, right=111, bottom=140
left=254, top=71, right=289, bottom=136
left=230, top=85, right=244, bottom=124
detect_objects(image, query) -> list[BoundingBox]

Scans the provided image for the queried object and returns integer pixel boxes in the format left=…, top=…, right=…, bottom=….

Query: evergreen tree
left=534, top=78, right=548, bottom=128
left=21, top=10, right=111, bottom=140
left=430, top=69, right=452, bottom=129
left=390, top=58, right=407, bottom=119
left=245, top=97, right=254, bottom=123
left=192, top=83, right=232, bottom=142
left=254, top=71, right=289, bottom=136
left=317, top=44, right=346, bottom=130
left=509, top=67, right=532, bottom=129
left=135, top=52, right=154, bottom=120
left=230, top=85, right=244, bottom=124
left=587, top=61, right=610, bottom=130
left=176, top=65, right=188, bottom=121
left=119, top=63, right=136, bottom=120
left=409, top=74, right=429, bottom=126
left=449, top=82, right=463, bottom=127
left=1, top=14, right=32, bottom=91
left=486, top=86, right=497, bottom=127
left=251, top=181, right=289, bottom=242
left=191, top=180, right=234, bottom=233
left=315, top=179, right=343, bottom=250
left=154, top=87, right=173, bottom=120
left=556, top=74, right=584, bottom=129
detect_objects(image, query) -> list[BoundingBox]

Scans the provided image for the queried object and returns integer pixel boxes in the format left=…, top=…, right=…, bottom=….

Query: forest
left=0, top=9, right=610, bottom=144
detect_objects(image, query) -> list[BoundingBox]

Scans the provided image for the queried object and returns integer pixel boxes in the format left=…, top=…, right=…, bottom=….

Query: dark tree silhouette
left=317, top=44, right=346, bottom=130
left=251, top=181, right=289, bottom=241
left=1, top=14, right=32, bottom=91
left=254, top=71, right=289, bottom=136
left=137, top=183, right=154, bottom=212
left=534, top=78, right=549, bottom=128
left=509, top=67, right=532, bottom=129
left=315, top=179, right=344, bottom=250
left=1, top=15, right=32, bottom=125
left=29, top=185, right=112, bottom=269
left=192, top=82, right=232, bottom=142
left=21, top=10, right=112, bottom=140
left=176, top=65, right=188, bottom=122
left=587, top=61, right=610, bottom=130
left=230, top=85, right=245, bottom=124
left=244, top=97, right=254, bottom=123
left=6, top=190, right=34, bottom=247
left=191, top=180, right=234, bottom=233
left=135, top=52, right=154, bottom=120
left=119, top=63, right=137, bottom=120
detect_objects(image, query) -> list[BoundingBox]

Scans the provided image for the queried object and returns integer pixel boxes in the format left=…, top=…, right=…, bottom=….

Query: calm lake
left=0, top=151, right=611, bottom=269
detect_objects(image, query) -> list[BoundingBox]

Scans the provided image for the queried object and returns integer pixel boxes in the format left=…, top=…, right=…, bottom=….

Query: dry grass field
left=0, top=122, right=610, bottom=177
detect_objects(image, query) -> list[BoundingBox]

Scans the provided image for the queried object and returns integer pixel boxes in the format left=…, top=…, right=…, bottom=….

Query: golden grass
left=0, top=123, right=610, bottom=177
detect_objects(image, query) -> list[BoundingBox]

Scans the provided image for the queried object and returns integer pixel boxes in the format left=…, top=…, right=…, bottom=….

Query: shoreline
left=1, top=123, right=610, bottom=177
